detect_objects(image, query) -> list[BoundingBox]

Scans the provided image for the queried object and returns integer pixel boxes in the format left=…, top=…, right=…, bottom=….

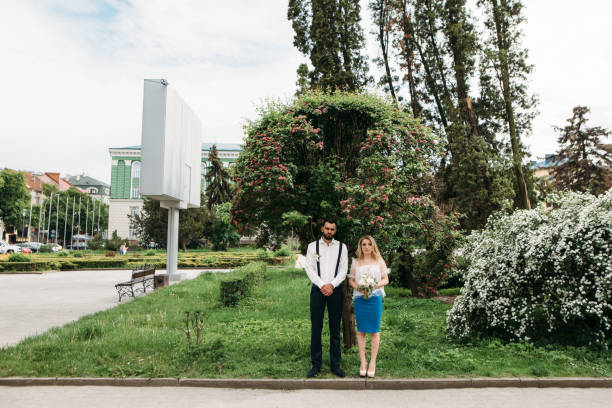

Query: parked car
left=0, top=241, right=22, bottom=254
left=20, top=242, right=43, bottom=253
left=15, top=244, right=32, bottom=254
left=68, top=242, right=89, bottom=250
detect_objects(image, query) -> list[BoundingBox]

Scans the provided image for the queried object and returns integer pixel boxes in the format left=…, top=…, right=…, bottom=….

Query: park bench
left=114, top=265, right=156, bottom=302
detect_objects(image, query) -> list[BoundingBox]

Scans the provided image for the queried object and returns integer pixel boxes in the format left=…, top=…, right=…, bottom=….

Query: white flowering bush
left=447, top=189, right=612, bottom=347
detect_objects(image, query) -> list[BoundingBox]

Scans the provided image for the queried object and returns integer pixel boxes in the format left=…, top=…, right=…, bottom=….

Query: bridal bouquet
left=358, top=270, right=378, bottom=299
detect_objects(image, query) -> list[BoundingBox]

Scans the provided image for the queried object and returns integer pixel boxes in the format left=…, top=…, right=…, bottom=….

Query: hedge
left=220, top=262, right=267, bottom=306
left=0, top=256, right=288, bottom=272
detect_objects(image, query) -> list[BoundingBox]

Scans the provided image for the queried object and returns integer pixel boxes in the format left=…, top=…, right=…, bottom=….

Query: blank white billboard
left=140, top=79, right=201, bottom=209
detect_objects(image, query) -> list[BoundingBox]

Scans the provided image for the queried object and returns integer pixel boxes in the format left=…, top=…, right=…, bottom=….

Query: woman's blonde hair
left=355, top=235, right=382, bottom=261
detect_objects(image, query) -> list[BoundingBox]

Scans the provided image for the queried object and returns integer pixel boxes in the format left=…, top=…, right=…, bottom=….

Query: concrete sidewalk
left=0, top=269, right=227, bottom=347
left=2, top=386, right=611, bottom=408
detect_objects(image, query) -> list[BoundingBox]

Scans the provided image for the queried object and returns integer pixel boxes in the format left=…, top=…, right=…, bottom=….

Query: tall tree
left=288, top=0, right=371, bottom=91
left=370, top=0, right=398, bottom=104
left=477, top=0, right=537, bottom=209
left=0, top=170, right=30, bottom=228
left=205, top=145, right=232, bottom=210
left=551, top=106, right=612, bottom=195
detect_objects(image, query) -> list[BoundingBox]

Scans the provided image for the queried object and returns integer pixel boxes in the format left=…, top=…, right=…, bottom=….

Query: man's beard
left=323, top=232, right=334, bottom=240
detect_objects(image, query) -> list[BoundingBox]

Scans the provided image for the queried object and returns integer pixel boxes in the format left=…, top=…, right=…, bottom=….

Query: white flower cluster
left=447, top=189, right=612, bottom=347
left=359, top=270, right=378, bottom=299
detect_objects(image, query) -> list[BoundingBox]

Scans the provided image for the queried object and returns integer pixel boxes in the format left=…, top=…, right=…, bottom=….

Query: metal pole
left=98, top=198, right=102, bottom=236
left=63, top=195, right=68, bottom=247
left=85, top=197, right=89, bottom=237
left=46, top=193, right=53, bottom=244
left=167, top=207, right=180, bottom=281
left=27, top=199, right=33, bottom=242
left=55, top=194, right=60, bottom=244
left=41, top=210, right=45, bottom=244
left=37, top=199, right=43, bottom=242
left=91, top=199, right=96, bottom=237
left=70, top=196, right=76, bottom=249
left=77, top=196, right=82, bottom=238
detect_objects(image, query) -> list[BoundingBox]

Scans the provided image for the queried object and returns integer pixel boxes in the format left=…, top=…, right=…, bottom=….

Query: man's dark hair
left=322, top=218, right=337, bottom=227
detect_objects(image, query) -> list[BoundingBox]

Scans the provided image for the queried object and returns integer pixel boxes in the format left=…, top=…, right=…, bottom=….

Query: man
left=305, top=219, right=348, bottom=378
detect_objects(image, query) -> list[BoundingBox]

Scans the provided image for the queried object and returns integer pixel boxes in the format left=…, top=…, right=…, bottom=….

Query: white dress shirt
left=305, top=238, right=348, bottom=288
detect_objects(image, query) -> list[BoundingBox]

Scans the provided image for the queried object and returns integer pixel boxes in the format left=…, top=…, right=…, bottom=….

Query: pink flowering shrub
left=231, top=92, right=458, bottom=296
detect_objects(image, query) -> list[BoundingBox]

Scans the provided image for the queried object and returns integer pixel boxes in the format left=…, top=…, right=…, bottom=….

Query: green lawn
left=0, top=265, right=610, bottom=379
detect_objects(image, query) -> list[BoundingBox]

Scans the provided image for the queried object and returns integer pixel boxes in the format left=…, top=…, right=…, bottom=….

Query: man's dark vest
left=316, top=239, right=343, bottom=278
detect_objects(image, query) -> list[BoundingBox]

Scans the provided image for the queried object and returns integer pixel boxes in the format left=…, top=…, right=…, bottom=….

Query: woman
left=349, top=235, right=389, bottom=378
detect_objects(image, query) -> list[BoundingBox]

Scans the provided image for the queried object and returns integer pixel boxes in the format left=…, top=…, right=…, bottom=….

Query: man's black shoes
left=331, top=367, right=346, bottom=378
left=307, top=367, right=320, bottom=378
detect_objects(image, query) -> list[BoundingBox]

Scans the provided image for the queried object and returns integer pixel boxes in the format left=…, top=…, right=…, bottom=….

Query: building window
left=131, top=161, right=141, bottom=199
left=89, top=188, right=97, bottom=194
left=132, top=161, right=141, bottom=178
left=128, top=206, right=140, bottom=239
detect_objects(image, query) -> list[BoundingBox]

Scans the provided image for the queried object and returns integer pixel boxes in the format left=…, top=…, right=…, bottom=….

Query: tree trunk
left=399, top=1, right=421, bottom=116
left=377, top=0, right=397, bottom=104
left=341, top=280, right=356, bottom=349
left=491, top=0, right=531, bottom=209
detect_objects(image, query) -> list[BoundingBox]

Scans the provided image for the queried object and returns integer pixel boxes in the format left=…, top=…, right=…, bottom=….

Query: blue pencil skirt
left=354, top=295, right=383, bottom=333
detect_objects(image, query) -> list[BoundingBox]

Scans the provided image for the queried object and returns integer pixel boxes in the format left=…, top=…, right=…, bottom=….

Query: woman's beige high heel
left=359, top=369, right=366, bottom=377
left=367, top=370, right=375, bottom=378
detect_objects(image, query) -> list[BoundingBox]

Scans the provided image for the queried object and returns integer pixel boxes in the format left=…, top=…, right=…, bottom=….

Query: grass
left=0, top=265, right=610, bottom=379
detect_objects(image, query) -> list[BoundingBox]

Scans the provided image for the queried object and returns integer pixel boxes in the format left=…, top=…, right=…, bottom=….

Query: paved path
left=0, top=269, right=227, bottom=347
left=1, top=386, right=611, bottom=408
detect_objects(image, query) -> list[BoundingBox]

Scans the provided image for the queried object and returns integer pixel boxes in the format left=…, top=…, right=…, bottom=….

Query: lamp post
left=21, top=209, right=26, bottom=242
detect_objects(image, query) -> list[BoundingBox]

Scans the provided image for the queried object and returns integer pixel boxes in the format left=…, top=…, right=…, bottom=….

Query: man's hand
left=320, top=283, right=334, bottom=296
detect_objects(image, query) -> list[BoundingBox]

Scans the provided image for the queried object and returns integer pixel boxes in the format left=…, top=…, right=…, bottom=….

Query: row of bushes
left=219, top=262, right=267, bottom=306
left=0, top=256, right=288, bottom=272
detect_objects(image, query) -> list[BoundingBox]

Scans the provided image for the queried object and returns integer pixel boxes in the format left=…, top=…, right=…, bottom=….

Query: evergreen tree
left=551, top=106, right=612, bottom=195
left=477, top=0, right=538, bottom=209
left=205, top=145, right=232, bottom=210
left=288, top=0, right=371, bottom=91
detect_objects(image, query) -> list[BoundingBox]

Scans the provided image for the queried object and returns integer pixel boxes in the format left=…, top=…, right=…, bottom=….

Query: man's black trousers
left=310, top=284, right=343, bottom=369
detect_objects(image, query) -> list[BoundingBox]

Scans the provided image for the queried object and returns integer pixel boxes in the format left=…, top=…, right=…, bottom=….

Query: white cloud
left=0, top=0, right=304, bottom=183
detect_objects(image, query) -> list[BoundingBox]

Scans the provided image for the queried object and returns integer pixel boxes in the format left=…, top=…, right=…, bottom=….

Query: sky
left=1, top=0, right=611, bottom=184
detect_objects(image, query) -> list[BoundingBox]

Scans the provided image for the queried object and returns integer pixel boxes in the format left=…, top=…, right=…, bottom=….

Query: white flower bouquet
left=358, top=270, right=378, bottom=299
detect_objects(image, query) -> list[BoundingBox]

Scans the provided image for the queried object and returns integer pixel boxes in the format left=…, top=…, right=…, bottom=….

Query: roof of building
left=66, top=174, right=110, bottom=188
left=111, top=143, right=242, bottom=152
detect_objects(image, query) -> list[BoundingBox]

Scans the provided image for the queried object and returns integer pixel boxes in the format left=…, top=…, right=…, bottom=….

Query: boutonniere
left=314, top=253, right=320, bottom=261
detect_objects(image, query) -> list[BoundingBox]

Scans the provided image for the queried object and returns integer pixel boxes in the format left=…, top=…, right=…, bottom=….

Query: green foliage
left=209, top=203, right=240, bottom=251
left=39, top=245, right=53, bottom=253
left=0, top=169, right=29, bottom=228
left=273, top=247, right=291, bottom=257
left=205, top=145, right=232, bottom=209
left=8, top=253, right=30, bottom=262
left=88, top=234, right=105, bottom=250
left=56, top=251, right=69, bottom=257
left=105, top=231, right=124, bottom=252
left=219, top=262, right=267, bottom=306
left=145, top=250, right=156, bottom=256
left=288, top=0, right=371, bottom=92
left=73, top=252, right=84, bottom=258
left=130, top=193, right=215, bottom=251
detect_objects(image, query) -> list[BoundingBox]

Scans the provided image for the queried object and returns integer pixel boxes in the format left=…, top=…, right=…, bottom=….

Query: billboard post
left=140, top=79, right=202, bottom=281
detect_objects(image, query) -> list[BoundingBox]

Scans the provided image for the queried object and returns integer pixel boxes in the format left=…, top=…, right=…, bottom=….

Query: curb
left=1, top=377, right=611, bottom=389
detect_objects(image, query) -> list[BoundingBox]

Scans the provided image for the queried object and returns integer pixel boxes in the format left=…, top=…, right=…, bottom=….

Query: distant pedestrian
left=119, top=243, right=128, bottom=255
